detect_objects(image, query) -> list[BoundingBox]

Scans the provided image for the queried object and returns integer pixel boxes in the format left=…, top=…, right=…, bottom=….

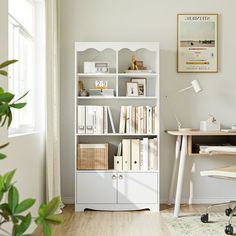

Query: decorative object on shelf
left=77, top=143, right=108, bottom=170
left=125, top=55, right=152, bottom=73
left=78, top=80, right=89, bottom=96
left=200, top=115, right=221, bottom=131
left=177, top=14, right=218, bottom=73
left=131, top=78, right=147, bottom=96
left=166, top=80, right=202, bottom=131
left=95, top=80, right=108, bottom=89
left=84, top=61, right=109, bottom=73
left=126, top=82, right=138, bottom=96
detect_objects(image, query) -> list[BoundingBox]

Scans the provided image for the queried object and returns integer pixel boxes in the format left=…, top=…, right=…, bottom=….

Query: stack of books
left=119, top=106, right=158, bottom=134
left=77, top=105, right=115, bottom=134
left=114, top=138, right=158, bottom=171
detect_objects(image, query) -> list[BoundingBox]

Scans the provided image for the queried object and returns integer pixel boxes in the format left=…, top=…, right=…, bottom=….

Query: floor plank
left=34, top=204, right=206, bottom=236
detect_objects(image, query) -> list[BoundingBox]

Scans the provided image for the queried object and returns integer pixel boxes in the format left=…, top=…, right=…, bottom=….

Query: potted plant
left=0, top=60, right=63, bottom=236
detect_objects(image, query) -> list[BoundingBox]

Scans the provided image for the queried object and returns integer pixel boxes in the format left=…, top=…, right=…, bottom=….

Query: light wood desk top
left=167, top=130, right=236, bottom=136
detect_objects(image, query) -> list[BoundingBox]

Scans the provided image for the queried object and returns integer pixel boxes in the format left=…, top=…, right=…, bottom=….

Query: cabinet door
left=117, top=172, right=158, bottom=204
left=76, top=172, right=117, bottom=204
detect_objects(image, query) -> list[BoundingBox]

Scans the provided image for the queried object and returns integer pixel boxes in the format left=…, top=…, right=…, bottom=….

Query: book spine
left=104, top=106, right=108, bottom=134
left=131, top=106, right=136, bottom=134
left=119, top=106, right=126, bottom=133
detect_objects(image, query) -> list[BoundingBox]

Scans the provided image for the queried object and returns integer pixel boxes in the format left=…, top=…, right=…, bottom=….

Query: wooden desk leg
left=168, top=135, right=181, bottom=205
left=174, top=135, right=187, bottom=218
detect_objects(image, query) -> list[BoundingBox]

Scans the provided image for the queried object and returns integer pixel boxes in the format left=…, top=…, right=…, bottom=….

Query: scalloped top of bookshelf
left=75, top=42, right=159, bottom=52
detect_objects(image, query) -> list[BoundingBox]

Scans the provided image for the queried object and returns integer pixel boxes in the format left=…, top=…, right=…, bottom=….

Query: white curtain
left=45, top=0, right=61, bottom=203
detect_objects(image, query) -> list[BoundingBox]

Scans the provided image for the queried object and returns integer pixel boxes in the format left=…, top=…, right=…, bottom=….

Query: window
left=8, top=0, right=45, bottom=134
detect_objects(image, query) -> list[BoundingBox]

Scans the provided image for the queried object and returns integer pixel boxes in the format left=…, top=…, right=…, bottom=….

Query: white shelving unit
left=74, top=42, right=160, bottom=212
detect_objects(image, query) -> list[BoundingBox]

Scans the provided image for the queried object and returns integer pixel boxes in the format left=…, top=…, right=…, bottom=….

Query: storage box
left=200, top=121, right=221, bottom=131
left=77, top=144, right=108, bottom=170
left=89, top=89, right=114, bottom=97
left=84, top=61, right=109, bottom=73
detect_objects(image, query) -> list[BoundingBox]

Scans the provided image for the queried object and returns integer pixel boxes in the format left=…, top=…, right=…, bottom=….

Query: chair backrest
left=201, top=166, right=236, bottom=180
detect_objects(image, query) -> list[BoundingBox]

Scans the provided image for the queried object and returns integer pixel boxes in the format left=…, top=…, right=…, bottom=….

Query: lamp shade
left=191, top=80, right=202, bottom=93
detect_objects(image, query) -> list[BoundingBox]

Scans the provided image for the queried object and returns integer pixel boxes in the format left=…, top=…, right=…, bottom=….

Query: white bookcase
left=74, top=42, right=160, bottom=212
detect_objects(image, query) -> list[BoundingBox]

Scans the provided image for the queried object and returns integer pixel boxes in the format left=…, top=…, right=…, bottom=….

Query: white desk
left=167, top=131, right=236, bottom=217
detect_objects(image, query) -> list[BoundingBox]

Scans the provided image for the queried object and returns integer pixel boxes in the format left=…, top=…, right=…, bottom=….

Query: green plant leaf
left=3, top=169, right=16, bottom=190
left=38, top=203, right=46, bottom=217
left=15, top=213, right=32, bottom=236
left=0, top=203, right=11, bottom=221
left=0, top=92, right=14, bottom=102
left=0, top=152, right=7, bottom=160
left=35, top=216, right=44, bottom=225
left=0, top=70, right=8, bottom=76
left=0, top=142, right=9, bottom=149
left=8, top=186, right=19, bottom=213
left=0, top=104, right=9, bottom=115
left=1, top=114, right=8, bottom=127
left=0, top=60, right=18, bottom=69
left=45, top=214, right=63, bottom=225
left=10, top=103, right=27, bottom=109
left=7, top=109, right=12, bottom=127
left=15, top=199, right=36, bottom=214
left=13, top=91, right=29, bottom=104
left=44, top=197, right=60, bottom=217
left=0, top=87, right=4, bottom=94
left=43, top=221, right=51, bottom=236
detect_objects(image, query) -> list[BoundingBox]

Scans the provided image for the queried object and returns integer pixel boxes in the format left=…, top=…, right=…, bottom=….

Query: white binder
left=122, top=139, right=130, bottom=170
left=77, top=105, right=85, bottom=134
left=141, top=138, right=149, bottom=170
left=114, top=156, right=123, bottom=171
left=86, top=106, right=94, bottom=134
left=119, top=106, right=126, bottom=133
left=131, top=139, right=140, bottom=170
left=149, top=139, right=155, bottom=170
left=94, top=106, right=103, bottom=134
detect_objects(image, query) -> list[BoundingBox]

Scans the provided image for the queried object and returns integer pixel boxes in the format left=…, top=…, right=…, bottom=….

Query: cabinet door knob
left=112, top=174, right=116, bottom=180
left=119, top=175, right=123, bottom=180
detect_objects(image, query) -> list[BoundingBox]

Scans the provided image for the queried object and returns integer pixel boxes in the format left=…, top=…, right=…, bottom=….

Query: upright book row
left=77, top=106, right=115, bottom=134
left=119, top=106, right=158, bottom=134
left=114, top=138, right=158, bottom=171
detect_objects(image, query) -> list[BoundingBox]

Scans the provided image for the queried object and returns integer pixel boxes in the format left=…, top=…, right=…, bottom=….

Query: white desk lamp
left=168, top=80, right=203, bottom=131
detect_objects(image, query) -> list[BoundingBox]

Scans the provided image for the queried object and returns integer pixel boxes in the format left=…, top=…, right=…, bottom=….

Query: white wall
left=60, top=0, right=236, bottom=204
left=0, top=0, right=45, bottom=230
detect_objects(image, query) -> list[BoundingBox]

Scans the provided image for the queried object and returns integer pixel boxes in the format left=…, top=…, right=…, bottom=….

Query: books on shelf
left=78, top=105, right=115, bottom=134
left=119, top=105, right=158, bottom=134
left=114, top=138, right=158, bottom=171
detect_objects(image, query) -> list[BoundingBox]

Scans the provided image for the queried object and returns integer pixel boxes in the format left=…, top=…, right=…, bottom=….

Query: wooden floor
left=34, top=204, right=206, bottom=236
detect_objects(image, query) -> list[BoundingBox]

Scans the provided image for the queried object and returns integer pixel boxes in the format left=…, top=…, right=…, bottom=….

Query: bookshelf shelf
left=77, top=96, right=158, bottom=100
left=77, top=73, right=116, bottom=77
left=76, top=133, right=158, bottom=136
left=76, top=170, right=159, bottom=173
left=118, top=73, right=158, bottom=78
left=75, top=42, right=160, bottom=212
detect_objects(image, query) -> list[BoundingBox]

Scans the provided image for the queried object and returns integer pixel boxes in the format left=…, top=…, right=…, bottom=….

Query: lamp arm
left=177, top=85, right=193, bottom=93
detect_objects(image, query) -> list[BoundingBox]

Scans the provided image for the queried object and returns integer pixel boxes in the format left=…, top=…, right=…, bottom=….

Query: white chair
left=200, top=165, right=236, bottom=235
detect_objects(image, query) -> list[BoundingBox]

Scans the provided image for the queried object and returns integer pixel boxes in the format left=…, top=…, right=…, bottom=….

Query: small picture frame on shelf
left=131, top=78, right=147, bottom=96
left=126, top=82, right=138, bottom=97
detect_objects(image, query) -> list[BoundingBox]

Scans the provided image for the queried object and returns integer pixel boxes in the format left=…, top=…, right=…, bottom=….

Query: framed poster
left=177, top=14, right=218, bottom=73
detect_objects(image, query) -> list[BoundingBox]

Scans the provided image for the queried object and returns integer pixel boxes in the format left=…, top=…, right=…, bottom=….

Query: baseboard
left=161, top=197, right=235, bottom=205
left=62, top=196, right=74, bottom=204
